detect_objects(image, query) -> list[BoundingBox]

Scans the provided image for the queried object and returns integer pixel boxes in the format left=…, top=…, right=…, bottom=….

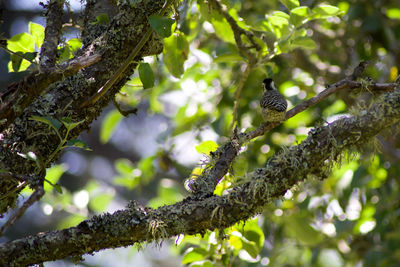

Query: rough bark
left=1, top=87, right=399, bottom=266
left=0, top=0, right=170, bottom=215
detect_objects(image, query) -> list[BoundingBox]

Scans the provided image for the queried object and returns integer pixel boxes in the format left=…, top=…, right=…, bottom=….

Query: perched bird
left=260, top=78, right=287, bottom=122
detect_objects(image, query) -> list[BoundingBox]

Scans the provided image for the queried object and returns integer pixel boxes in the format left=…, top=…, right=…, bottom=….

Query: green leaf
left=386, top=8, right=400, bottom=20
left=67, top=38, right=82, bottom=52
left=60, top=117, right=85, bottom=131
left=66, top=139, right=91, bottom=150
left=7, top=32, right=35, bottom=52
left=267, top=13, right=290, bottom=38
left=30, top=116, right=62, bottom=132
left=311, top=5, right=341, bottom=19
left=149, top=14, right=175, bottom=38
left=29, top=22, right=44, bottom=48
left=59, top=38, right=82, bottom=61
left=138, top=63, right=155, bottom=89
left=115, top=158, right=135, bottom=176
left=138, top=156, right=156, bottom=181
left=93, top=13, right=109, bottom=24
left=195, top=141, right=218, bottom=155
left=163, top=33, right=189, bottom=78
left=11, top=52, right=23, bottom=72
left=182, top=248, right=208, bottom=264
left=53, top=184, right=63, bottom=194
left=89, top=193, right=114, bottom=212
left=291, top=36, right=317, bottom=49
left=7, top=32, right=36, bottom=72
left=280, top=0, right=299, bottom=10
left=100, top=109, right=123, bottom=144
left=212, top=18, right=235, bottom=44
left=241, top=238, right=259, bottom=259
left=44, top=164, right=66, bottom=193
left=213, top=52, right=243, bottom=63
left=58, top=214, right=86, bottom=229
left=285, top=213, right=323, bottom=245
left=290, top=6, right=311, bottom=27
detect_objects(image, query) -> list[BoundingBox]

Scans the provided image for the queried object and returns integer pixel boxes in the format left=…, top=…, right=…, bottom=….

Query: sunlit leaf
left=195, top=140, right=218, bottom=155
left=182, top=248, right=208, bottom=264
left=100, top=109, right=123, bottom=144
left=213, top=52, right=243, bottom=63
left=93, top=13, right=109, bottom=24
left=163, top=33, right=189, bottom=78
left=89, top=193, right=114, bottom=212
left=311, top=5, right=341, bottom=19
left=280, top=0, right=299, bottom=10
left=386, top=8, right=400, bottom=20
left=7, top=32, right=35, bottom=52
left=290, top=6, right=311, bottom=27
left=291, top=36, right=317, bottom=50
left=29, top=22, right=44, bottom=48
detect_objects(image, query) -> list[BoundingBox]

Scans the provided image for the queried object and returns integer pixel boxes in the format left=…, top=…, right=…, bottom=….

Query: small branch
left=39, top=0, right=65, bottom=71
left=0, top=52, right=101, bottom=132
left=112, top=97, right=138, bottom=117
left=190, top=62, right=398, bottom=195
left=0, top=46, right=38, bottom=65
left=229, top=63, right=253, bottom=132
left=0, top=186, right=44, bottom=236
left=207, top=0, right=259, bottom=62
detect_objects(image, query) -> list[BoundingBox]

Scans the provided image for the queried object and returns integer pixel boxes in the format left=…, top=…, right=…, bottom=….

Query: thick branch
left=0, top=52, right=101, bottom=132
left=0, top=0, right=174, bottom=215
left=1, top=88, right=400, bottom=266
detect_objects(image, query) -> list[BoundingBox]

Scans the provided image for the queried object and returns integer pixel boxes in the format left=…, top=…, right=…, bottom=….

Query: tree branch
left=189, top=62, right=395, bottom=195
left=1, top=87, right=400, bottom=266
left=0, top=0, right=174, bottom=216
left=39, top=0, right=65, bottom=71
left=0, top=52, right=101, bottom=132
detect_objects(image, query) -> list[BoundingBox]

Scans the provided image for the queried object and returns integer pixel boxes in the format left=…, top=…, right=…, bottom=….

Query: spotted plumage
left=260, top=78, right=287, bottom=122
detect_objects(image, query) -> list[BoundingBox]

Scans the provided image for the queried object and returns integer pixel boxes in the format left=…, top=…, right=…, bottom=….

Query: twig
left=39, top=0, right=65, bottom=70
left=0, top=46, right=38, bottom=65
left=112, top=97, right=138, bottom=117
left=229, top=63, right=253, bottom=133
left=0, top=186, right=44, bottom=236
left=207, top=0, right=259, bottom=62
left=191, top=62, right=398, bottom=195
left=0, top=52, right=101, bottom=132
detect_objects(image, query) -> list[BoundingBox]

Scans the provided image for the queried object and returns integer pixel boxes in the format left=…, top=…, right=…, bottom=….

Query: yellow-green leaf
left=195, top=141, right=218, bottom=155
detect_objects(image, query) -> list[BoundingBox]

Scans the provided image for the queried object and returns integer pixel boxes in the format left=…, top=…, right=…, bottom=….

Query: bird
left=260, top=78, right=287, bottom=122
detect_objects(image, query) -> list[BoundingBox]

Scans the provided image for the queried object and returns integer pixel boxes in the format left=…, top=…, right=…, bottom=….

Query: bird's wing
left=260, top=92, right=287, bottom=112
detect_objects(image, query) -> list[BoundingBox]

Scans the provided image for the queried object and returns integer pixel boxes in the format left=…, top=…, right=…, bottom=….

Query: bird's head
left=262, top=78, right=277, bottom=91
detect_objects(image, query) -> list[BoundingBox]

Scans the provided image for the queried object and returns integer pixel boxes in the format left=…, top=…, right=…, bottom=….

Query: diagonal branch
left=189, top=62, right=397, bottom=195
left=0, top=52, right=101, bottom=132
left=0, top=186, right=44, bottom=236
left=1, top=88, right=400, bottom=266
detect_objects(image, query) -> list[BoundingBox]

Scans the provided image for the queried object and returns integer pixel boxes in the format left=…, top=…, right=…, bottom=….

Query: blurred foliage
left=3, top=0, right=400, bottom=265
